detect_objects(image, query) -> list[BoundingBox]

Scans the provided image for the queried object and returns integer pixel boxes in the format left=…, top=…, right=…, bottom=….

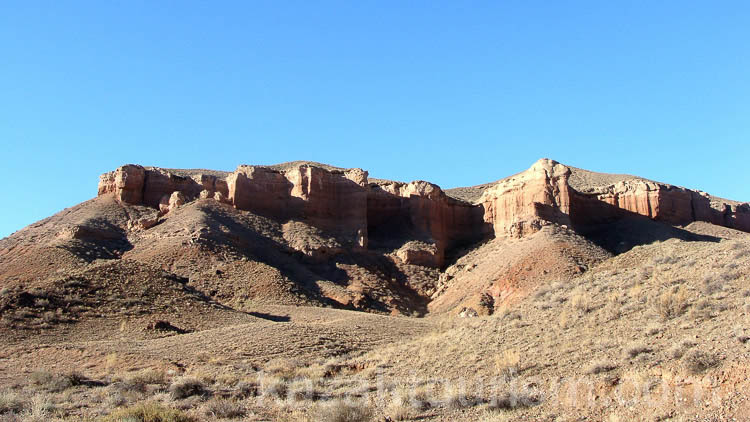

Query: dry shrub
left=168, top=377, right=206, bottom=400
left=201, top=398, right=245, bottom=419
left=683, top=349, right=719, bottom=375
left=486, top=387, right=543, bottom=410
left=103, top=401, right=195, bottom=422
left=123, top=369, right=167, bottom=387
left=688, top=298, right=715, bottom=320
left=0, top=390, right=24, bottom=414
left=29, top=371, right=83, bottom=393
left=233, top=380, right=259, bottom=399
left=558, top=308, right=574, bottom=329
left=443, top=384, right=478, bottom=409
left=585, top=361, right=617, bottom=375
left=571, top=289, right=592, bottom=313
left=623, top=343, right=652, bottom=359
left=313, top=400, right=373, bottom=422
left=262, top=378, right=288, bottom=399
left=668, top=340, right=696, bottom=359
left=494, top=349, right=521, bottom=379
left=654, top=287, right=688, bottom=320
left=264, top=358, right=303, bottom=381
left=385, top=400, right=413, bottom=421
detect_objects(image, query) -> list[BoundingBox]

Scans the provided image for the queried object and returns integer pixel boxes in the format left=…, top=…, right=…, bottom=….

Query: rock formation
left=98, top=159, right=750, bottom=266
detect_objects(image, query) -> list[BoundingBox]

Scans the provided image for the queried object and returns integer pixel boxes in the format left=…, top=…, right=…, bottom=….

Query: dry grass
left=585, top=360, right=617, bottom=375
left=494, top=349, right=521, bottom=379
left=168, top=377, right=206, bottom=400
left=103, top=401, right=195, bottom=422
left=313, top=400, right=373, bottom=422
left=571, top=289, right=592, bottom=313
left=0, top=390, right=24, bottom=415
left=623, top=343, right=652, bottom=359
left=654, top=286, right=688, bottom=320
left=200, top=398, right=245, bottom=419
left=683, top=349, right=720, bottom=375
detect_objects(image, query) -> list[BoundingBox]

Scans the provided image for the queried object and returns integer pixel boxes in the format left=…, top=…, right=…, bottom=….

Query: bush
left=103, top=402, right=195, bottom=422
left=29, top=371, right=83, bottom=392
left=683, top=349, right=719, bottom=375
left=668, top=340, right=696, bottom=359
left=623, top=343, right=652, bottom=359
left=168, top=377, right=206, bottom=400
left=201, top=398, right=245, bottom=419
left=654, top=287, right=688, bottom=320
left=494, top=349, right=520, bottom=380
left=585, top=361, right=617, bottom=375
left=314, top=400, right=373, bottom=422
left=0, top=390, right=24, bottom=414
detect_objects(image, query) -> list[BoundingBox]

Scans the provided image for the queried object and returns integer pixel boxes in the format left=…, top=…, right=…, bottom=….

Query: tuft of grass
left=313, top=400, right=373, bottom=422
left=0, top=390, right=25, bottom=414
left=201, top=398, right=245, bottom=419
left=683, top=349, right=720, bottom=375
left=623, top=343, right=652, bottom=359
left=102, top=402, right=196, bottom=422
left=571, top=289, right=592, bottom=313
left=585, top=361, right=617, bottom=375
left=29, top=371, right=83, bottom=393
left=494, top=349, right=520, bottom=380
left=668, top=340, right=696, bottom=359
left=168, top=377, right=206, bottom=400
left=654, top=287, right=688, bottom=320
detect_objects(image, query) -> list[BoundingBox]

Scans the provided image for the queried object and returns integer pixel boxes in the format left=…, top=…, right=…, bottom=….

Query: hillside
left=0, top=159, right=748, bottom=421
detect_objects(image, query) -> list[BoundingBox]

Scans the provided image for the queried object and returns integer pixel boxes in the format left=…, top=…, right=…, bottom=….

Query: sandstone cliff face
left=99, top=163, right=487, bottom=267
left=570, top=179, right=750, bottom=233
left=98, top=159, right=749, bottom=267
left=478, top=159, right=572, bottom=237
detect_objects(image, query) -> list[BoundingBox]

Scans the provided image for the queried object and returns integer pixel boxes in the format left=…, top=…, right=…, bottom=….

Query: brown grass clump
left=668, top=340, right=696, bottom=359
left=623, top=343, right=652, bottom=359
left=683, top=349, right=720, bottom=375
left=654, top=287, right=688, bottom=320
left=29, top=370, right=84, bottom=393
left=0, top=390, right=25, bottom=414
left=585, top=361, right=617, bottom=375
left=168, top=377, right=206, bottom=400
left=494, top=349, right=521, bottom=379
left=201, top=398, right=245, bottom=419
left=313, top=400, right=373, bottom=422
left=571, top=289, right=592, bottom=313
left=103, top=401, right=196, bottom=422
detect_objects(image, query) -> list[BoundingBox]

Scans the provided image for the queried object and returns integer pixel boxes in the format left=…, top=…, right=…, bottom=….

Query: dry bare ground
left=0, top=221, right=747, bottom=421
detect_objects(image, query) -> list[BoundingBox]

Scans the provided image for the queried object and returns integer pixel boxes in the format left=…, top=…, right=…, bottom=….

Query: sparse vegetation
left=168, top=377, right=206, bottom=400
left=683, top=349, right=720, bottom=375
left=494, top=349, right=521, bottom=379
left=103, top=402, right=195, bottom=422
left=585, top=361, right=617, bottom=375
left=654, top=286, right=688, bottom=320
left=313, top=400, right=373, bottom=422
left=201, top=398, right=245, bottom=419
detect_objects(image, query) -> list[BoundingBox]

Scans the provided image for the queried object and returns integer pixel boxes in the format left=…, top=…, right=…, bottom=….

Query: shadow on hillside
left=540, top=197, right=723, bottom=254
left=248, top=312, right=290, bottom=322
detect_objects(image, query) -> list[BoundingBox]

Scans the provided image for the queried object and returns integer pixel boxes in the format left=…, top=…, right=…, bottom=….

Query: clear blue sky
left=2, top=1, right=749, bottom=238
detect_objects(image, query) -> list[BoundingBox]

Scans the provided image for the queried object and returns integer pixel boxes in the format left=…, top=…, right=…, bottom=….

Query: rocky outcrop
left=477, top=159, right=750, bottom=238
left=479, top=159, right=572, bottom=237
left=367, top=180, right=487, bottom=267
left=570, top=178, right=750, bottom=233
left=98, top=159, right=749, bottom=268
left=98, top=165, right=146, bottom=204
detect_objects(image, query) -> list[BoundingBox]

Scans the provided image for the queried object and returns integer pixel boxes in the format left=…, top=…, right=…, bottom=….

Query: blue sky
left=1, top=1, right=749, bottom=238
